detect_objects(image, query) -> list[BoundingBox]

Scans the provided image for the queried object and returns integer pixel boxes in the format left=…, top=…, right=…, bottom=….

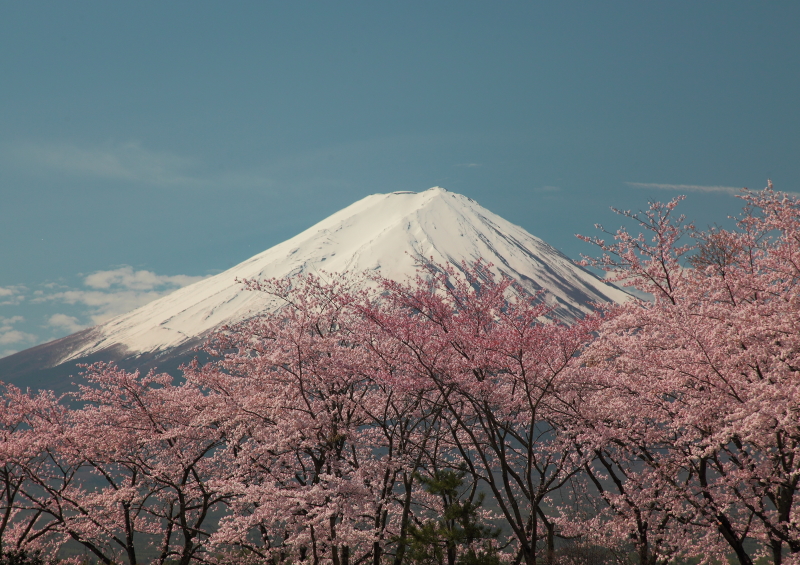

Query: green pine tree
left=404, top=470, right=500, bottom=565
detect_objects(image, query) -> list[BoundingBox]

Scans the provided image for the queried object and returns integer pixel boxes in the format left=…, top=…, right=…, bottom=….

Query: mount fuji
left=1, top=187, right=628, bottom=390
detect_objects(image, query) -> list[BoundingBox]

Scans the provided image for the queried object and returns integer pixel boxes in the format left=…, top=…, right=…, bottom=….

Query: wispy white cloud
left=0, top=316, right=37, bottom=357
left=45, top=313, right=86, bottom=333
left=33, top=266, right=208, bottom=325
left=84, top=266, right=204, bottom=291
left=13, top=141, right=195, bottom=185
left=1, top=268, right=208, bottom=356
left=0, top=286, right=26, bottom=305
left=455, top=163, right=482, bottom=168
left=534, top=185, right=561, bottom=192
left=8, top=141, right=273, bottom=189
left=2, top=316, right=24, bottom=325
left=39, top=289, right=174, bottom=325
left=626, top=182, right=743, bottom=195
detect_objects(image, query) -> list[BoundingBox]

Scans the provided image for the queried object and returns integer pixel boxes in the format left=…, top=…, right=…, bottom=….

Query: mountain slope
left=1, top=187, right=628, bottom=387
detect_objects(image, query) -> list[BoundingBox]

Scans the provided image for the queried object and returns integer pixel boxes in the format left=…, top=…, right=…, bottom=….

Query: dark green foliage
left=0, top=549, right=46, bottom=565
left=404, top=470, right=500, bottom=565
left=455, top=547, right=502, bottom=565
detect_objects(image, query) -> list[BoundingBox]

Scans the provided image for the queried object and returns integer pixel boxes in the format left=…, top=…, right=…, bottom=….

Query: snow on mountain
left=52, top=187, right=629, bottom=365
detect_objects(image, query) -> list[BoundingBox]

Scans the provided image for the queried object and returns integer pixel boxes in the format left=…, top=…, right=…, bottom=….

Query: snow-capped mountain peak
left=47, top=187, right=629, bottom=365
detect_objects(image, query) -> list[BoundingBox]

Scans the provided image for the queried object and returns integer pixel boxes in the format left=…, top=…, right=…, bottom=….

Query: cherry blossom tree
left=575, top=183, right=800, bottom=565
left=72, top=363, right=230, bottom=565
left=185, top=274, right=442, bottom=565
left=356, top=262, right=601, bottom=565
left=6, top=364, right=230, bottom=565
left=0, top=384, right=67, bottom=557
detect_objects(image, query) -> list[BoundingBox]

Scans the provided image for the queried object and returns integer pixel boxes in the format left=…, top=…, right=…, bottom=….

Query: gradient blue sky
left=1, top=2, right=798, bottom=356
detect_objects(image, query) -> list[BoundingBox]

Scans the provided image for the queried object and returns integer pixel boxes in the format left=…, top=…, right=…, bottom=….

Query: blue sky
left=1, top=2, right=798, bottom=356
